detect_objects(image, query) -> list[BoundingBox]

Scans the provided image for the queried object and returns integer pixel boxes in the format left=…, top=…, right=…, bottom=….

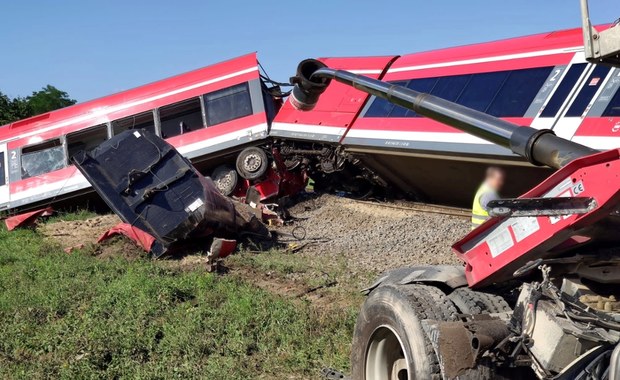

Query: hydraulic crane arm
left=290, top=59, right=596, bottom=170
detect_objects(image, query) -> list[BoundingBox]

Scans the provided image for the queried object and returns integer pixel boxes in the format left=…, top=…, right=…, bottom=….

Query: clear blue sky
left=1, top=0, right=617, bottom=102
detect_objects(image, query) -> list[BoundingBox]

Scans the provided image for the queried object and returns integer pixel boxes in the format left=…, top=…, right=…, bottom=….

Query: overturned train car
left=273, top=25, right=620, bottom=206
left=0, top=53, right=305, bottom=213
left=3, top=25, right=620, bottom=212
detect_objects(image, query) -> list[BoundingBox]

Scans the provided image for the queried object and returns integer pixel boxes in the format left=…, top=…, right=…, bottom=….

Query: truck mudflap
left=72, top=129, right=268, bottom=257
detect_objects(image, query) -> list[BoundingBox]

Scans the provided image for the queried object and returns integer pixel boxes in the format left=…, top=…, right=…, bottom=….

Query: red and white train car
left=0, top=53, right=292, bottom=212
left=5, top=25, right=620, bottom=211
left=274, top=25, right=620, bottom=205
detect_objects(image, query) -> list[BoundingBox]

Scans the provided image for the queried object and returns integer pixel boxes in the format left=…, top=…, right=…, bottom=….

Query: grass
left=0, top=223, right=357, bottom=379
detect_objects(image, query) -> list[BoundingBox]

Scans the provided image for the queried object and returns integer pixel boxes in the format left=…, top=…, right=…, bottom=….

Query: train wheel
left=211, top=164, right=238, bottom=196
left=236, top=147, right=269, bottom=180
left=448, top=287, right=511, bottom=315
left=351, top=284, right=457, bottom=380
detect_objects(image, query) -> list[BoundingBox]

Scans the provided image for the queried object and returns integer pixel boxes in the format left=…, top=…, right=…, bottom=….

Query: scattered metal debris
left=4, top=207, right=54, bottom=230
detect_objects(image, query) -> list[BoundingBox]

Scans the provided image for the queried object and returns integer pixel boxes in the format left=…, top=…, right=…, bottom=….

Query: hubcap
left=366, top=326, right=409, bottom=380
left=243, top=154, right=262, bottom=172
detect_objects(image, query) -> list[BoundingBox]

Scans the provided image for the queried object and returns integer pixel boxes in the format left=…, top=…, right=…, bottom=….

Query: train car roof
left=389, top=25, right=610, bottom=71
left=0, top=52, right=258, bottom=137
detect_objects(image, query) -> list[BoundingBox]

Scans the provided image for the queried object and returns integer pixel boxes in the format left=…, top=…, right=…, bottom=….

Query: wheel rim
left=243, top=154, right=262, bottom=172
left=213, top=169, right=236, bottom=194
left=366, top=326, right=409, bottom=380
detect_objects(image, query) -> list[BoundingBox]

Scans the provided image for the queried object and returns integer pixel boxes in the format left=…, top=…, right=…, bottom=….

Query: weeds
left=0, top=225, right=355, bottom=379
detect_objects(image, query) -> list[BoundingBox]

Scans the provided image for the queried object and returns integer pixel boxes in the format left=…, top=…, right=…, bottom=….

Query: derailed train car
left=0, top=53, right=305, bottom=213
left=274, top=25, right=620, bottom=205
left=3, top=24, right=620, bottom=212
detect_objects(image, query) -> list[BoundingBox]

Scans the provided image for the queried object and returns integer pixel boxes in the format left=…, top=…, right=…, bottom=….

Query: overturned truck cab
left=72, top=129, right=268, bottom=259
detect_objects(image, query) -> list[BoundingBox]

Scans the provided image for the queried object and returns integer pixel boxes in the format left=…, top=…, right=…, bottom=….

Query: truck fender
left=361, top=265, right=467, bottom=295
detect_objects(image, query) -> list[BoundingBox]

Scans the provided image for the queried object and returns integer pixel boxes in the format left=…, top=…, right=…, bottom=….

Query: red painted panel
left=274, top=56, right=397, bottom=130
left=572, top=117, right=620, bottom=137
left=9, top=165, right=80, bottom=193
left=453, top=149, right=620, bottom=287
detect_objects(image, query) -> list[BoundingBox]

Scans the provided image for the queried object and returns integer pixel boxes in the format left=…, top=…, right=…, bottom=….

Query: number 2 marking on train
left=10, top=151, right=16, bottom=160
left=550, top=69, right=562, bottom=81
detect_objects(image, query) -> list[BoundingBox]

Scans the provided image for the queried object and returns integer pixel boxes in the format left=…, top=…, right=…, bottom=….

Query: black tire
left=236, top=147, right=269, bottom=180
left=351, top=284, right=458, bottom=380
left=211, top=164, right=238, bottom=196
left=448, top=287, right=511, bottom=315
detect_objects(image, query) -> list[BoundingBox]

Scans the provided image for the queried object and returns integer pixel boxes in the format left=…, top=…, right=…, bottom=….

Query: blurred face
left=488, top=171, right=505, bottom=191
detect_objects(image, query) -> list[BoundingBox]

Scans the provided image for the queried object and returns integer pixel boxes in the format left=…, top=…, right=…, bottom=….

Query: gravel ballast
left=280, top=194, right=470, bottom=275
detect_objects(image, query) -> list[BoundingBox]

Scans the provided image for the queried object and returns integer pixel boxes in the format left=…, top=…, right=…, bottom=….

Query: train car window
left=431, top=75, right=471, bottom=103
left=487, top=67, right=553, bottom=117
left=456, top=71, right=510, bottom=113
left=159, top=98, right=203, bottom=138
left=204, top=83, right=252, bottom=126
left=403, top=78, right=438, bottom=117
left=540, top=63, right=587, bottom=118
left=67, top=125, right=108, bottom=159
left=603, top=86, right=620, bottom=117
left=0, top=152, right=5, bottom=186
left=21, top=139, right=65, bottom=179
left=363, top=81, right=408, bottom=117
left=112, top=111, right=156, bottom=135
left=565, top=65, right=611, bottom=117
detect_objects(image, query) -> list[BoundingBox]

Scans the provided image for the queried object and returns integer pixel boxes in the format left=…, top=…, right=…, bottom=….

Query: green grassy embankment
left=0, top=220, right=357, bottom=379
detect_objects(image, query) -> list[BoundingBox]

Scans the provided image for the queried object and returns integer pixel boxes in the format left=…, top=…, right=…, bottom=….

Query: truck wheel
left=236, top=147, right=269, bottom=180
left=351, top=284, right=457, bottom=380
left=211, top=165, right=238, bottom=196
left=448, top=287, right=511, bottom=315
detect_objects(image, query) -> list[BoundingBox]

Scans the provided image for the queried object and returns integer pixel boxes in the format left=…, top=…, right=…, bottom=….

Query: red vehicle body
left=274, top=25, right=620, bottom=205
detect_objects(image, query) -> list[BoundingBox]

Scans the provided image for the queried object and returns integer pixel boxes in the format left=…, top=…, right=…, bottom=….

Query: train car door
left=552, top=62, right=612, bottom=140
left=0, top=143, right=10, bottom=210
left=530, top=54, right=591, bottom=134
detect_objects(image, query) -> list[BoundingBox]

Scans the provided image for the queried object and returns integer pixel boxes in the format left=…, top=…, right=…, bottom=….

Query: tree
left=26, top=85, right=76, bottom=116
left=0, top=85, right=76, bottom=125
left=0, top=92, right=30, bottom=126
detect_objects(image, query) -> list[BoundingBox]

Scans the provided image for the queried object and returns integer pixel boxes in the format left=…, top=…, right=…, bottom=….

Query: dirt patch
left=38, top=214, right=120, bottom=250
left=93, top=236, right=147, bottom=260
left=36, top=193, right=470, bottom=302
left=229, top=266, right=345, bottom=309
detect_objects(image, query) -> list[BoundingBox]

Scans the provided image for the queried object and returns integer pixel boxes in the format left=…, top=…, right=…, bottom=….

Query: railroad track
left=350, top=198, right=471, bottom=218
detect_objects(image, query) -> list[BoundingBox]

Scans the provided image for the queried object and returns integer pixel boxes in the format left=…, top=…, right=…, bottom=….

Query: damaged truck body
left=287, top=2, right=620, bottom=378
left=72, top=129, right=269, bottom=259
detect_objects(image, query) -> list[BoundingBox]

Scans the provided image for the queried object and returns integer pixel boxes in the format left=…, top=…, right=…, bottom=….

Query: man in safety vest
left=471, top=167, right=505, bottom=228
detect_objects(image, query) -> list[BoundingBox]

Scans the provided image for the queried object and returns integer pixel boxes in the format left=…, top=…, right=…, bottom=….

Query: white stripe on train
left=388, top=46, right=583, bottom=73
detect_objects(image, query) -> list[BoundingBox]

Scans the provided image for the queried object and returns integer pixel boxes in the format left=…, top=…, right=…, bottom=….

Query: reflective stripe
left=471, top=183, right=492, bottom=226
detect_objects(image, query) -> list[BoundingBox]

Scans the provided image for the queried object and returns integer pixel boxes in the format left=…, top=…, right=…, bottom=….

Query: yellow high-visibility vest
left=472, top=183, right=493, bottom=227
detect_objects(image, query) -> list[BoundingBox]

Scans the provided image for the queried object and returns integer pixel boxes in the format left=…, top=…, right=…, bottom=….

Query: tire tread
left=448, top=287, right=511, bottom=315
left=384, top=284, right=457, bottom=380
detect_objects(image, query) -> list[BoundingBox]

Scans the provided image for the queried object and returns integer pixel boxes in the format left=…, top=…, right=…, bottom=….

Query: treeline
left=0, top=85, right=76, bottom=125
